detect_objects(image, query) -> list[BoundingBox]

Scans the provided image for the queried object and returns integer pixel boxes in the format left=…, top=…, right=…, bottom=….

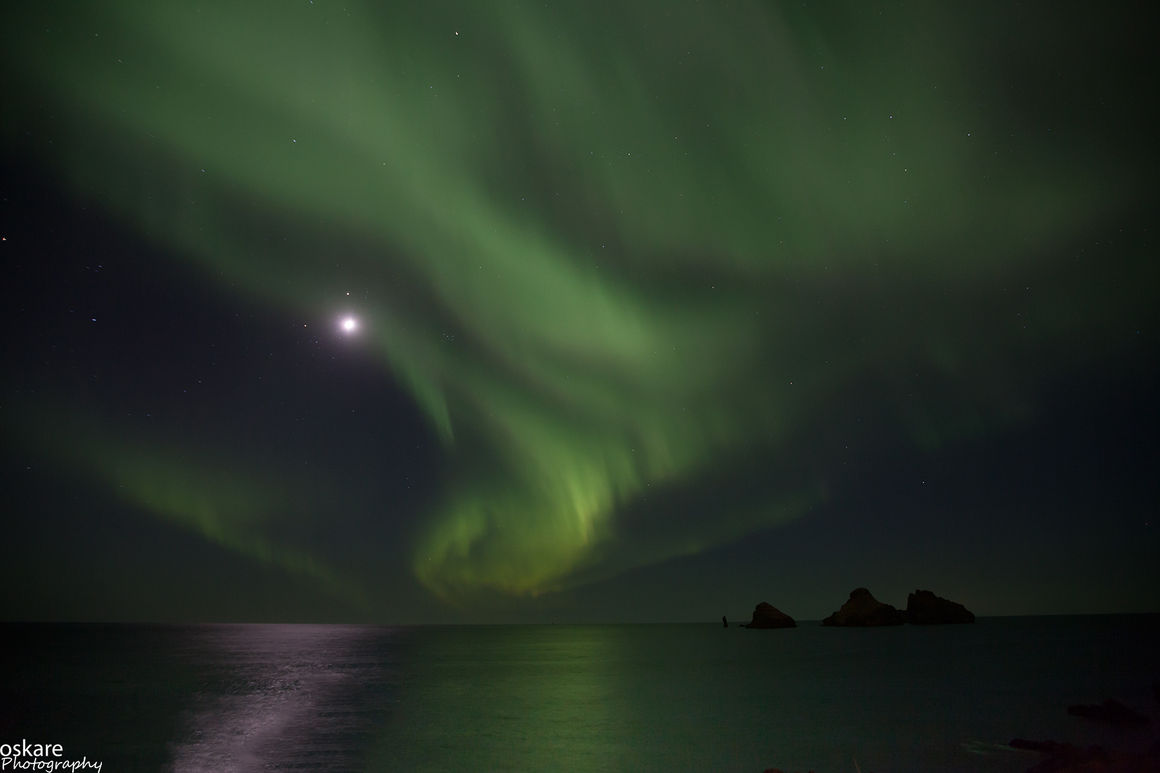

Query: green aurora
left=2, top=1, right=1153, bottom=615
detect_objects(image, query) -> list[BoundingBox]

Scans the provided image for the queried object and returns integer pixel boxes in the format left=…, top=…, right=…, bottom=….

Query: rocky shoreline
left=762, top=688, right=1160, bottom=773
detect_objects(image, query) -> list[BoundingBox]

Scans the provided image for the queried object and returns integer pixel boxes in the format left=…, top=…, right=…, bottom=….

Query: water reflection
left=5, top=620, right=1156, bottom=772
left=169, top=624, right=395, bottom=773
left=367, top=625, right=622, bottom=772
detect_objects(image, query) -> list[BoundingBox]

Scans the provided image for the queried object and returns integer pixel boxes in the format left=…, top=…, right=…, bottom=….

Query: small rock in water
left=745, top=602, right=796, bottom=629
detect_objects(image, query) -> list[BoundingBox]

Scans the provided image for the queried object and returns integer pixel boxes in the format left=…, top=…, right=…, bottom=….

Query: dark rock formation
left=1067, top=699, right=1149, bottom=726
left=1009, top=693, right=1159, bottom=772
left=1010, top=737, right=1158, bottom=773
left=905, top=589, right=975, bottom=624
left=822, top=587, right=904, bottom=626
left=744, top=602, right=796, bottom=629
left=722, top=615, right=728, bottom=628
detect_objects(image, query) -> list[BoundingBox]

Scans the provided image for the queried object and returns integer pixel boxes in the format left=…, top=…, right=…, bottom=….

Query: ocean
left=2, top=616, right=1157, bottom=772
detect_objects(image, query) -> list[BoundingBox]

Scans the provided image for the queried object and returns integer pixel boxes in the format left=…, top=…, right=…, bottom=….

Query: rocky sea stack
left=906, top=589, right=975, bottom=624
left=822, top=587, right=904, bottom=626
left=744, top=602, right=796, bottom=629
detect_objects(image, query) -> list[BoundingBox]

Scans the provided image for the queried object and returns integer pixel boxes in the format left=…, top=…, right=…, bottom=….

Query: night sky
left=1, top=1, right=1156, bottom=624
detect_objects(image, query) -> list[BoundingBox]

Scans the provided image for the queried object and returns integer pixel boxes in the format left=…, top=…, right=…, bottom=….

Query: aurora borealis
left=1, top=1, right=1155, bottom=622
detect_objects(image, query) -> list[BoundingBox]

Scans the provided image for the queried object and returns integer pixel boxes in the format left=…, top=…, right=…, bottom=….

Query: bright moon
left=339, top=315, right=359, bottom=334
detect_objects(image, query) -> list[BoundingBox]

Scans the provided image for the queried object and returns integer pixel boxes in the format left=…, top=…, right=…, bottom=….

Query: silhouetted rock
left=822, top=587, right=904, bottom=626
left=1010, top=738, right=1072, bottom=754
left=1067, top=699, right=1149, bottom=726
left=1009, top=737, right=1157, bottom=773
left=744, top=602, right=796, bottom=629
left=722, top=615, right=728, bottom=628
left=906, top=589, right=975, bottom=624
left=1009, top=694, right=1160, bottom=773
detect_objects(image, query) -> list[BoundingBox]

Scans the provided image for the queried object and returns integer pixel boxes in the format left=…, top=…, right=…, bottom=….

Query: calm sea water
left=2, top=617, right=1157, bottom=772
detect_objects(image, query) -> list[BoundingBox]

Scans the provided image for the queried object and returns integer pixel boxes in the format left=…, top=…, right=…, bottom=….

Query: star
left=339, top=315, right=359, bottom=335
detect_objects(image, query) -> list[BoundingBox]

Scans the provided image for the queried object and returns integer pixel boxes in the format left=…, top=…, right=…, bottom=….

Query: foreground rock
left=744, top=602, right=796, bottom=629
left=822, top=587, right=904, bottom=626
left=1066, top=699, right=1149, bottom=726
left=905, top=589, right=975, bottom=624
left=1010, top=737, right=1159, bottom=772
left=1010, top=690, right=1158, bottom=772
